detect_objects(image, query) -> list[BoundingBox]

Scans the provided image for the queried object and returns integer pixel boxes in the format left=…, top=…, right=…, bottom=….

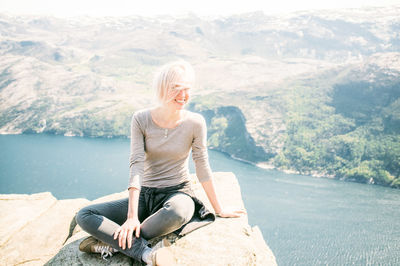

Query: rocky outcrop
left=0, top=172, right=276, bottom=265
left=0, top=192, right=90, bottom=265
left=189, top=103, right=273, bottom=163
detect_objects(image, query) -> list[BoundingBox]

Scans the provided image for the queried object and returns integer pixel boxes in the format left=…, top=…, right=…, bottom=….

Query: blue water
left=1, top=134, right=399, bottom=265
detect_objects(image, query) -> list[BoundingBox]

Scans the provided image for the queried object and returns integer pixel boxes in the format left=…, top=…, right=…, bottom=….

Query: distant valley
left=0, top=6, right=399, bottom=187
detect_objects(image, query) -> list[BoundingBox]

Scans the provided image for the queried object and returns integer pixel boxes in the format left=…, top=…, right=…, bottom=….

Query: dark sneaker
left=79, top=236, right=117, bottom=260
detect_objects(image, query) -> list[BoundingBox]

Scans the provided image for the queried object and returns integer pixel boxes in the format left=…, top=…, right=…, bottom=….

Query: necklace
left=151, top=109, right=187, bottom=139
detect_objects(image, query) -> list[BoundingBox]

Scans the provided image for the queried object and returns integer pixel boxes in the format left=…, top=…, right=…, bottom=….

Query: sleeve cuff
left=128, top=174, right=141, bottom=190
left=197, top=174, right=212, bottom=183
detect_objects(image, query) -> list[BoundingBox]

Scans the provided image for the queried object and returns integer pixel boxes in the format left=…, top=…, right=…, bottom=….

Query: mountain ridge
left=1, top=6, right=399, bottom=187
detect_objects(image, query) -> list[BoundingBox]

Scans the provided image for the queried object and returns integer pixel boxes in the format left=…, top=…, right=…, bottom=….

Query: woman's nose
left=179, top=90, right=186, bottom=98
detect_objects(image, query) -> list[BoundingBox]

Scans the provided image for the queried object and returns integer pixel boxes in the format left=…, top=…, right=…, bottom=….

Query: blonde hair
left=153, top=60, right=195, bottom=105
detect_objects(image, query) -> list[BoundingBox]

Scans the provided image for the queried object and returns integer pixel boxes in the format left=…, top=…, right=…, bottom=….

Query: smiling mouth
left=175, top=99, right=186, bottom=104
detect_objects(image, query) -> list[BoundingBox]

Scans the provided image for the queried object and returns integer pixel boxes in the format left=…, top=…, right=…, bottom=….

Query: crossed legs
left=75, top=192, right=195, bottom=262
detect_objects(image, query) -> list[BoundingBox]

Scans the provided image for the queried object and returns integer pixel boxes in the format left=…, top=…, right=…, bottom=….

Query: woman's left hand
left=216, top=206, right=247, bottom=218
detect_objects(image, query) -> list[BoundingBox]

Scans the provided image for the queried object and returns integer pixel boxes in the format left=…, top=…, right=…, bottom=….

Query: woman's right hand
left=113, top=217, right=141, bottom=250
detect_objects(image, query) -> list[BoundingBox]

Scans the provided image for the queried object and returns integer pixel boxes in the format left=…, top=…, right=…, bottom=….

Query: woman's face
left=167, top=86, right=191, bottom=110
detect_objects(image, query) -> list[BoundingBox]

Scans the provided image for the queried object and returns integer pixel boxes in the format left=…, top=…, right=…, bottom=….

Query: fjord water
left=1, top=134, right=399, bottom=265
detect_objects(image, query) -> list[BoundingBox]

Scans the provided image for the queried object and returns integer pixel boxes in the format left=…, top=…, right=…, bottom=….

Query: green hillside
left=272, top=67, right=400, bottom=187
left=0, top=8, right=399, bottom=188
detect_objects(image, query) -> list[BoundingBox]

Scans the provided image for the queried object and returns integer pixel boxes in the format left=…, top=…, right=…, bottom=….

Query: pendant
left=164, top=129, right=168, bottom=138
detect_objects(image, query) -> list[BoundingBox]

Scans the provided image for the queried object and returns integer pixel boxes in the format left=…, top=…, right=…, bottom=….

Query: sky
left=0, top=0, right=399, bottom=17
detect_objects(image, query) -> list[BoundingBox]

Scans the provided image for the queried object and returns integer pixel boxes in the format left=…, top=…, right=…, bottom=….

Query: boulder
left=0, top=192, right=89, bottom=265
left=1, top=172, right=277, bottom=265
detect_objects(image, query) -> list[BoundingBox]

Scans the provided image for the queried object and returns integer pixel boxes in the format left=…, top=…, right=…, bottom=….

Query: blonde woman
left=76, top=60, right=245, bottom=265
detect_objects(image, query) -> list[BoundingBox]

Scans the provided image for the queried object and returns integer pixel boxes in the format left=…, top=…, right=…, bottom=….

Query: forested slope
left=1, top=7, right=399, bottom=187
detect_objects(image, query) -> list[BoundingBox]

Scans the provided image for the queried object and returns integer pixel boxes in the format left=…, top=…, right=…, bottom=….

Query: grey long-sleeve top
left=128, top=108, right=213, bottom=189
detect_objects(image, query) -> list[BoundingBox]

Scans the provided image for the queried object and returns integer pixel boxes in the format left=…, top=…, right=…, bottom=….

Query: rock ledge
left=0, top=172, right=276, bottom=265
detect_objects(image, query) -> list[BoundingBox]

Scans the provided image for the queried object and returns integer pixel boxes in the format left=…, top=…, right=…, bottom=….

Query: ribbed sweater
left=128, top=108, right=212, bottom=189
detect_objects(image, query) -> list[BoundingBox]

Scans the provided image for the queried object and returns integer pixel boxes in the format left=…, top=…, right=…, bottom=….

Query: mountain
left=0, top=6, right=399, bottom=187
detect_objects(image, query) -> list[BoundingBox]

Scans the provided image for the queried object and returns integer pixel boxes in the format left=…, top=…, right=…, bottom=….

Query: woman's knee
left=75, top=206, right=90, bottom=227
left=75, top=205, right=107, bottom=234
left=163, top=194, right=195, bottom=225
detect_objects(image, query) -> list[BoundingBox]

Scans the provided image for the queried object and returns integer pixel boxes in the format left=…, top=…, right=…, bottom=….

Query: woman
left=76, top=60, right=245, bottom=265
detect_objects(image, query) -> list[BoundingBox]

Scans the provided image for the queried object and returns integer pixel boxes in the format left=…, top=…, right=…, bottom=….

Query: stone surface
left=0, top=192, right=57, bottom=247
left=169, top=172, right=276, bottom=265
left=1, top=172, right=277, bottom=266
left=0, top=193, right=89, bottom=265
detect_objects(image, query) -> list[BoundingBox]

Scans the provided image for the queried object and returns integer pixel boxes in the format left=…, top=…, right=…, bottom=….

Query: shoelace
left=93, top=244, right=114, bottom=260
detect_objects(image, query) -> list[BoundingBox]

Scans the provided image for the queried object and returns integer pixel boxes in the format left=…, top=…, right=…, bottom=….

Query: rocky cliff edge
left=0, top=172, right=276, bottom=265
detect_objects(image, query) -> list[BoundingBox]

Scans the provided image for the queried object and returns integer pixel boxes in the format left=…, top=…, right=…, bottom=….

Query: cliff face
left=0, top=172, right=276, bottom=265
left=189, top=103, right=273, bottom=163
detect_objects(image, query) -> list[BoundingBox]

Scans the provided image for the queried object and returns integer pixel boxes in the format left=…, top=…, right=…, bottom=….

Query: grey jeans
left=75, top=191, right=195, bottom=262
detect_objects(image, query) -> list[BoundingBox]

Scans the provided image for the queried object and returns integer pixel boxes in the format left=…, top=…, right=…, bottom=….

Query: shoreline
left=208, top=146, right=337, bottom=179
left=0, top=130, right=130, bottom=139
left=1, top=132, right=395, bottom=189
